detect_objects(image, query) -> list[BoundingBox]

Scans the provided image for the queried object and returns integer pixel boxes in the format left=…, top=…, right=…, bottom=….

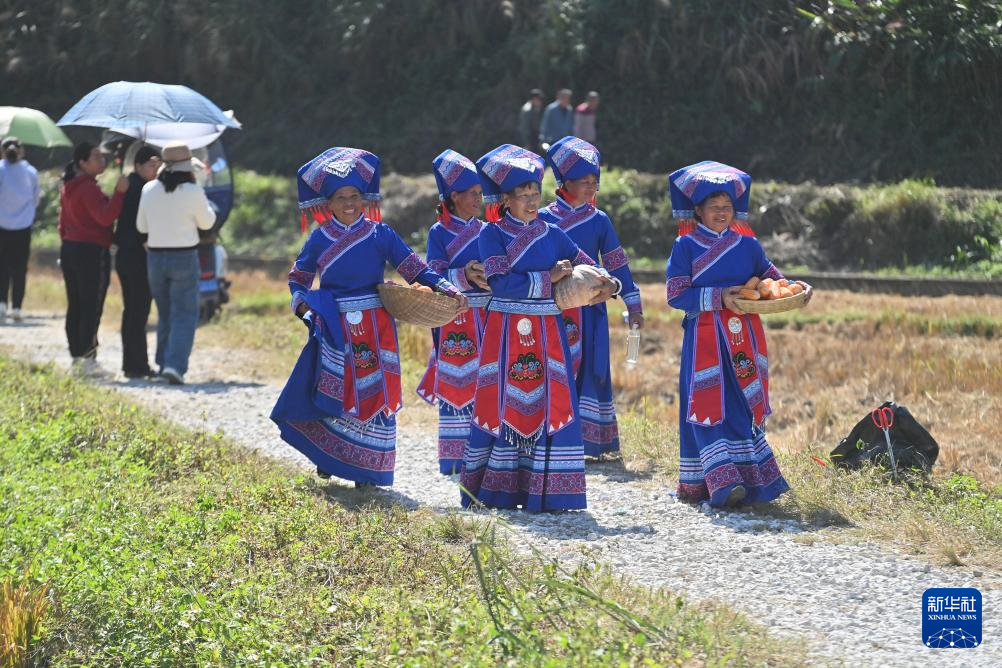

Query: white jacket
left=136, top=180, right=216, bottom=249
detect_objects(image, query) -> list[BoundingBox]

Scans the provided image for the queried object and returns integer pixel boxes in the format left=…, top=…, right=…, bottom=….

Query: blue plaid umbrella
left=57, top=81, right=241, bottom=130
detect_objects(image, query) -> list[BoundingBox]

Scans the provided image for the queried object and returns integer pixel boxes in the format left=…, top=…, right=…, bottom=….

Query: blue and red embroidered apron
left=687, top=309, right=770, bottom=428
left=473, top=309, right=575, bottom=450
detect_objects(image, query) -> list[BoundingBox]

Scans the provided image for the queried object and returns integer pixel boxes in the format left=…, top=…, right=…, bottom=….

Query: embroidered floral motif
left=508, top=352, right=544, bottom=381
left=441, top=332, right=477, bottom=358
left=563, top=316, right=581, bottom=345
left=353, top=342, right=377, bottom=369
left=732, top=351, right=757, bottom=379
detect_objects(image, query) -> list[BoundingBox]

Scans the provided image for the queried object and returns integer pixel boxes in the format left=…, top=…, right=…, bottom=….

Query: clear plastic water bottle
left=623, top=310, right=640, bottom=365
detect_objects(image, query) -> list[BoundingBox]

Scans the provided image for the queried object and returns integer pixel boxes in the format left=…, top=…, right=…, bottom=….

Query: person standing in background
left=539, top=89, right=574, bottom=150
left=573, top=91, right=600, bottom=145
left=136, top=142, right=216, bottom=385
left=517, top=89, right=544, bottom=154
left=0, top=137, right=40, bottom=323
left=59, top=142, right=129, bottom=375
left=114, top=145, right=161, bottom=378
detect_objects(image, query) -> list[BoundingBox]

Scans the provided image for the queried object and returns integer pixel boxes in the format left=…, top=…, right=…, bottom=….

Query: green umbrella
left=0, top=106, right=73, bottom=148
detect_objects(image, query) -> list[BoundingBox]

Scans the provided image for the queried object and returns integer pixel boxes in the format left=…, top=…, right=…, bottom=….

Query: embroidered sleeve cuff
left=288, top=266, right=315, bottom=292
left=602, top=245, right=630, bottom=272
left=572, top=249, right=596, bottom=266
left=449, top=267, right=473, bottom=292
left=622, top=290, right=643, bottom=314
left=484, top=255, right=510, bottom=278
left=291, top=290, right=307, bottom=315
left=666, top=275, right=692, bottom=303
left=435, top=278, right=460, bottom=298
left=428, top=259, right=449, bottom=274
left=528, top=271, right=553, bottom=299
left=700, top=287, right=723, bottom=311
left=761, top=263, right=784, bottom=281
left=396, top=252, right=428, bottom=283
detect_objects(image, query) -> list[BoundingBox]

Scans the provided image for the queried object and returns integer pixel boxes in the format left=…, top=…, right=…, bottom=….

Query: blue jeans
left=147, top=249, right=199, bottom=376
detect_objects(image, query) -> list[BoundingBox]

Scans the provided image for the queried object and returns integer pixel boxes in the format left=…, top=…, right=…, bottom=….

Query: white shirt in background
left=0, top=159, right=41, bottom=231
left=136, top=179, right=216, bottom=249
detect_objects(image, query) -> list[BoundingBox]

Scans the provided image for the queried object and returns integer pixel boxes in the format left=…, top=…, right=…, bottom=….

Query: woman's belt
left=488, top=297, right=561, bottom=316
left=465, top=292, right=491, bottom=309
left=336, top=294, right=382, bottom=313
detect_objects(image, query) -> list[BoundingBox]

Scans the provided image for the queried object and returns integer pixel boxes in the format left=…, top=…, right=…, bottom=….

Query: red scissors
left=871, top=406, right=897, bottom=475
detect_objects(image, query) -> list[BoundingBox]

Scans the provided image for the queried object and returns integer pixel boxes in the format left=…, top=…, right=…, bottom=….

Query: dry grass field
left=20, top=265, right=1002, bottom=567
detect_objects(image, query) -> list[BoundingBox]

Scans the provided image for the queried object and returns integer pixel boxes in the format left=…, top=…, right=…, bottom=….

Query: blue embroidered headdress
left=546, top=135, right=601, bottom=189
left=297, top=147, right=382, bottom=231
left=668, top=160, right=753, bottom=237
left=432, top=149, right=480, bottom=221
left=475, top=144, right=545, bottom=222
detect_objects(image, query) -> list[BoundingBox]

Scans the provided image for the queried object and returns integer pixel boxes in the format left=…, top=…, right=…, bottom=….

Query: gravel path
left=4, top=312, right=998, bottom=667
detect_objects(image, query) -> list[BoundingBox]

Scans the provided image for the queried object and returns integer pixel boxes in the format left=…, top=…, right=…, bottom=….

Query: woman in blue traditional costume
left=665, top=161, right=796, bottom=507
left=461, top=144, right=610, bottom=512
left=416, top=149, right=492, bottom=474
left=538, top=136, right=644, bottom=459
left=271, top=147, right=466, bottom=487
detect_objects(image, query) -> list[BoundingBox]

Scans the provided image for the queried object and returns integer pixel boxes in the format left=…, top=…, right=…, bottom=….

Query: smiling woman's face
left=563, top=174, right=598, bottom=206
left=502, top=182, right=541, bottom=222
left=328, top=186, right=364, bottom=224
left=695, top=192, right=734, bottom=233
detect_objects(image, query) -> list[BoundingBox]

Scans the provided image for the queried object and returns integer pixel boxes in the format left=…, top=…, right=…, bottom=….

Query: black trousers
left=60, top=240, right=110, bottom=359
left=115, top=247, right=152, bottom=375
left=0, top=227, right=31, bottom=309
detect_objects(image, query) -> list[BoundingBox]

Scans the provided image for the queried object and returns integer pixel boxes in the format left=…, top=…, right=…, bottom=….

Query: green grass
left=0, top=356, right=802, bottom=666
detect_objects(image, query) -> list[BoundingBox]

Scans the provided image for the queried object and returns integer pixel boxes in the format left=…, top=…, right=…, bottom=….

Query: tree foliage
left=2, top=0, right=1000, bottom=184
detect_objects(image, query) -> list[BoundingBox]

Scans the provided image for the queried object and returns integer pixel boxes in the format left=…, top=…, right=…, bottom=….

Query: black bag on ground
left=830, top=402, right=939, bottom=474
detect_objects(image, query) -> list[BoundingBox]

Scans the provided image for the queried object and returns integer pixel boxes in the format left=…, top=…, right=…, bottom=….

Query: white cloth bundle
left=554, top=264, right=609, bottom=310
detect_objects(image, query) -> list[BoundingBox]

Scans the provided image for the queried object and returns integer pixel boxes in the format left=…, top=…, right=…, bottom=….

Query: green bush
left=29, top=166, right=1002, bottom=275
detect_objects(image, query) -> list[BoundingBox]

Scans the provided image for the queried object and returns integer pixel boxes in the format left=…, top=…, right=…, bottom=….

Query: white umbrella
left=109, top=110, right=239, bottom=149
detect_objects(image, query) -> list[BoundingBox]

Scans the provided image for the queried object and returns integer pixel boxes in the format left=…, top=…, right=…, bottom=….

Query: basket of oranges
left=377, top=282, right=461, bottom=327
left=733, top=277, right=812, bottom=314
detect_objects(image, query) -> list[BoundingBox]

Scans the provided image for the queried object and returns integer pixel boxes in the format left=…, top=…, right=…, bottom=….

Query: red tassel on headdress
left=678, top=219, right=696, bottom=237
left=485, top=202, right=502, bottom=223
left=436, top=201, right=447, bottom=223
left=732, top=221, right=756, bottom=237
left=556, top=186, right=570, bottom=201
left=591, top=194, right=598, bottom=206
left=366, top=201, right=382, bottom=222
left=301, top=205, right=332, bottom=234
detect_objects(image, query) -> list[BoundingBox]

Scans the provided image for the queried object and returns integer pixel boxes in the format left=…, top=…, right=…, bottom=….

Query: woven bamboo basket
left=735, top=284, right=813, bottom=314
left=377, top=283, right=460, bottom=327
